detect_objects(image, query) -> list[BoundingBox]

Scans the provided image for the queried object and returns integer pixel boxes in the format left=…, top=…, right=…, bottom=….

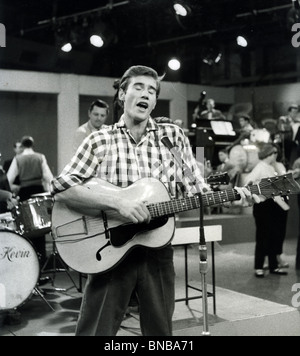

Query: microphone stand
left=198, top=191, right=211, bottom=336
left=161, top=137, right=211, bottom=336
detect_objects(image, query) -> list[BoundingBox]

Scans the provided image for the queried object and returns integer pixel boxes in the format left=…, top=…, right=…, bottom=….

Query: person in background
left=7, top=136, right=53, bottom=200
left=239, top=115, right=254, bottom=136
left=7, top=136, right=54, bottom=276
left=0, top=188, right=17, bottom=212
left=227, top=114, right=255, bottom=150
left=3, top=141, right=23, bottom=193
left=51, top=65, right=256, bottom=336
left=278, top=105, right=300, bottom=168
left=0, top=153, right=15, bottom=214
left=73, top=99, right=110, bottom=152
left=215, top=149, right=240, bottom=191
left=291, top=157, right=300, bottom=270
left=244, top=143, right=289, bottom=278
left=0, top=183, right=20, bottom=326
left=3, top=141, right=23, bottom=174
left=200, top=98, right=226, bottom=121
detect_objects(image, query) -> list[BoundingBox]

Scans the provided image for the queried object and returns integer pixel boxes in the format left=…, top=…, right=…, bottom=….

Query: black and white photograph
left=1, top=0, right=300, bottom=339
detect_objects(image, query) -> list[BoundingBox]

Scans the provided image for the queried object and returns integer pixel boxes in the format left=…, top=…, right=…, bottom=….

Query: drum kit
left=229, top=128, right=271, bottom=173
left=0, top=193, right=71, bottom=312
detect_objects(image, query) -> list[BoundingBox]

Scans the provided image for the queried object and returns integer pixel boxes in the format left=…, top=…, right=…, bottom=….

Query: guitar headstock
left=258, top=173, right=300, bottom=199
left=206, top=172, right=230, bottom=186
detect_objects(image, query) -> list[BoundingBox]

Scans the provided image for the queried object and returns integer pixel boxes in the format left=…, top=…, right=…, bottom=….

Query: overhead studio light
left=90, top=34, right=104, bottom=48
left=202, top=49, right=222, bottom=66
left=61, top=42, right=72, bottom=53
left=237, top=36, right=248, bottom=47
left=214, top=53, right=222, bottom=63
left=168, top=58, right=181, bottom=71
left=173, top=2, right=190, bottom=17
left=89, top=18, right=117, bottom=49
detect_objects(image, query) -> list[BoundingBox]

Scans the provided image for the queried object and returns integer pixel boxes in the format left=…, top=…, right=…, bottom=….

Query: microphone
left=161, top=136, right=185, bottom=169
left=161, top=136, right=197, bottom=185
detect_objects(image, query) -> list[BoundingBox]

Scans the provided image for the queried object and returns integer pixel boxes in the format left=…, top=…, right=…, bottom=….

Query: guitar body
left=51, top=172, right=300, bottom=274
left=51, top=178, right=175, bottom=274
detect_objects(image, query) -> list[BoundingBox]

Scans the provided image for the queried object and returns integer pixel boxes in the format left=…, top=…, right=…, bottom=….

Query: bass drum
left=0, top=229, right=40, bottom=310
left=229, top=145, right=248, bottom=172
left=229, top=144, right=259, bottom=173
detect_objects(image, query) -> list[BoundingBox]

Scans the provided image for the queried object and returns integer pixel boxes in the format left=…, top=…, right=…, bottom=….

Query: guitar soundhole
left=110, top=217, right=169, bottom=247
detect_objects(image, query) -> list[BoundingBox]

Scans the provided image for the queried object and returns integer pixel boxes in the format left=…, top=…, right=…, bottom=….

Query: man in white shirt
left=73, top=99, right=110, bottom=152
left=278, top=105, right=300, bottom=167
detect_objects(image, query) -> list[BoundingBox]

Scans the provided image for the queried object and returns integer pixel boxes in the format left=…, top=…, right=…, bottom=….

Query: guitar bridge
left=102, top=211, right=110, bottom=240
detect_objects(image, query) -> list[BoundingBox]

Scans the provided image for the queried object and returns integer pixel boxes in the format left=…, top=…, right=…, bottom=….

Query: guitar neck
left=147, top=185, right=260, bottom=218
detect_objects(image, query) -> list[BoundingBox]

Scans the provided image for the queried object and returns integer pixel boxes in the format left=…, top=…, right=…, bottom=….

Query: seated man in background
left=200, top=98, right=226, bottom=121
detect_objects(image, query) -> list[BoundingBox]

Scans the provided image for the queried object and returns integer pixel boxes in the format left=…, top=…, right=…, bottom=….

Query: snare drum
left=12, top=195, right=54, bottom=239
left=0, top=229, right=40, bottom=310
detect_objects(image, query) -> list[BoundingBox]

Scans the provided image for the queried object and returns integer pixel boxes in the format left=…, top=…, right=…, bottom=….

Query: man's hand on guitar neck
left=115, top=197, right=151, bottom=224
left=233, top=186, right=261, bottom=207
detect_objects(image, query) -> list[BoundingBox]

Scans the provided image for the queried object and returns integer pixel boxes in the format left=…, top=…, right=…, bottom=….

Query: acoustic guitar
left=51, top=173, right=300, bottom=274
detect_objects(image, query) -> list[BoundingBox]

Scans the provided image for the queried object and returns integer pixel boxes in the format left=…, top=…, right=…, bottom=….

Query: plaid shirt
left=51, top=117, right=204, bottom=198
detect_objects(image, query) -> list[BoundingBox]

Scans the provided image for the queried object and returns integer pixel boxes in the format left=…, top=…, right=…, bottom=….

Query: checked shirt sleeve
left=51, top=133, right=105, bottom=194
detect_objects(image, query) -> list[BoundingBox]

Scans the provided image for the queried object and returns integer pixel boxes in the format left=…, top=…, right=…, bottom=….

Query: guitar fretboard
left=147, top=185, right=260, bottom=219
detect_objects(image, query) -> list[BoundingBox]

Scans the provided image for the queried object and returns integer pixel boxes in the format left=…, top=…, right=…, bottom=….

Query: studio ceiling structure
left=0, top=0, right=299, bottom=86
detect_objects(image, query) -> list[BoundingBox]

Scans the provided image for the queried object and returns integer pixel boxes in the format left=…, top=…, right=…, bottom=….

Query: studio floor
left=1, top=233, right=300, bottom=337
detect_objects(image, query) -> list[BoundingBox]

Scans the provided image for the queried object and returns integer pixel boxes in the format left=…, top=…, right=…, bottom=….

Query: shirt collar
left=22, top=148, right=34, bottom=155
left=116, top=115, right=159, bottom=132
left=87, top=120, right=100, bottom=132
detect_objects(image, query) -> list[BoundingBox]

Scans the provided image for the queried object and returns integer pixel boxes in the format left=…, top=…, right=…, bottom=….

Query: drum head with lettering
left=0, top=230, right=39, bottom=310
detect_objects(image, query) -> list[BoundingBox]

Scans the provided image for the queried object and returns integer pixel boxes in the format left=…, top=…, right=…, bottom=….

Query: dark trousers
left=75, top=246, right=175, bottom=336
left=18, top=185, right=45, bottom=202
left=253, top=200, right=288, bottom=271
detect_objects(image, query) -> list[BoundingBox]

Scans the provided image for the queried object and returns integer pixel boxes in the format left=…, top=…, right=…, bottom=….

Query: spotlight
left=237, top=36, right=248, bottom=47
left=168, top=58, right=181, bottom=71
left=173, top=2, right=191, bottom=17
left=214, top=53, right=222, bottom=64
left=89, top=18, right=117, bottom=49
left=61, top=43, right=72, bottom=52
left=90, top=34, right=104, bottom=48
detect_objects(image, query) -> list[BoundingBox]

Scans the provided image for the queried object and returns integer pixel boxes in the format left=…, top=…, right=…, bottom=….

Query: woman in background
left=245, top=143, right=289, bottom=278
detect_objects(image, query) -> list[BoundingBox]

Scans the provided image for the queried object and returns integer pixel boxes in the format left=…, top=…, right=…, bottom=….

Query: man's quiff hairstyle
left=89, top=99, right=110, bottom=114
left=119, top=65, right=165, bottom=99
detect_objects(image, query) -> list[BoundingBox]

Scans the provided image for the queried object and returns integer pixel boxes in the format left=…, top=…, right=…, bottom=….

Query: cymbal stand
left=279, top=131, right=288, bottom=169
left=33, top=287, right=55, bottom=312
left=41, top=233, right=80, bottom=293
